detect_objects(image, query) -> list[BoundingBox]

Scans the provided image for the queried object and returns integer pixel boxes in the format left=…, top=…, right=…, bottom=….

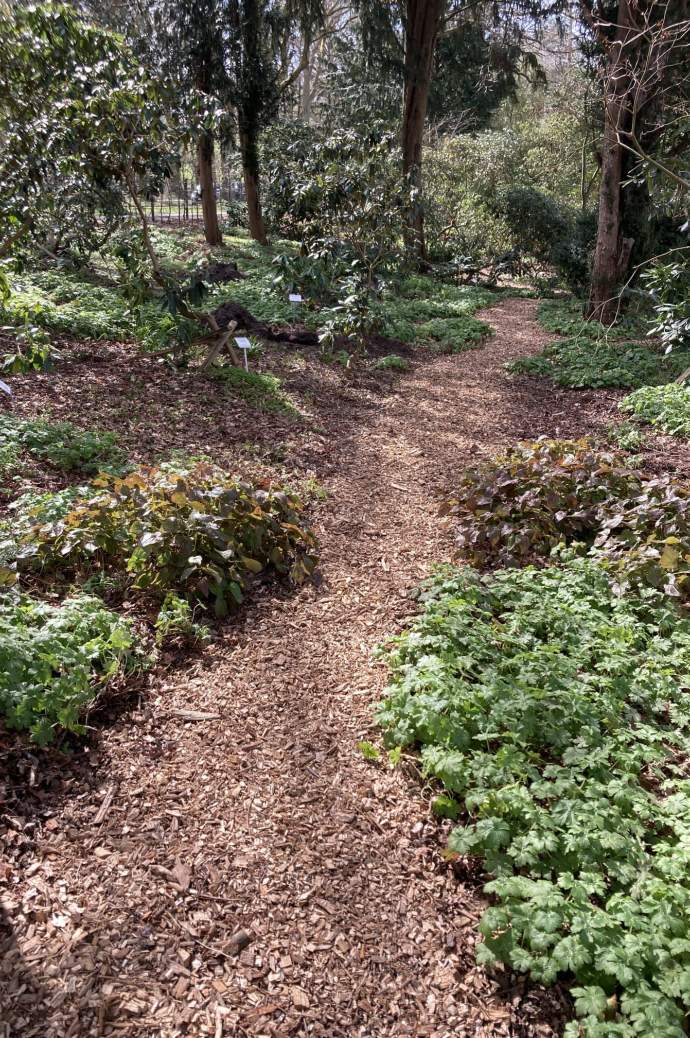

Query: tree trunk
left=300, top=44, right=312, bottom=123
left=401, top=0, right=442, bottom=259
left=197, top=132, right=223, bottom=247
left=586, top=92, right=628, bottom=323
left=239, top=128, right=267, bottom=245
left=585, top=0, right=644, bottom=323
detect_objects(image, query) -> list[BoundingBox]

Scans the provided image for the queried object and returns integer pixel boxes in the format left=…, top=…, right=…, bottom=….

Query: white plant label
left=289, top=293, right=303, bottom=303
left=234, top=336, right=251, bottom=370
left=0, top=379, right=12, bottom=396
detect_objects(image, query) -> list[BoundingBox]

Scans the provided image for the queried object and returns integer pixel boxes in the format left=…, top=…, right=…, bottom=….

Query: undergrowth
left=507, top=337, right=690, bottom=389
left=605, top=421, right=645, bottom=453
left=210, top=365, right=298, bottom=415
left=375, top=354, right=410, bottom=371
left=0, top=414, right=122, bottom=475
left=507, top=298, right=690, bottom=389
left=3, top=230, right=498, bottom=361
left=620, top=383, right=690, bottom=438
left=377, top=554, right=690, bottom=1037
left=0, top=592, right=134, bottom=744
left=444, top=438, right=690, bottom=599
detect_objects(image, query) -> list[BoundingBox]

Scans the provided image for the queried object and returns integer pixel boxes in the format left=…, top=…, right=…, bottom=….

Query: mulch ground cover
left=2, top=297, right=688, bottom=1037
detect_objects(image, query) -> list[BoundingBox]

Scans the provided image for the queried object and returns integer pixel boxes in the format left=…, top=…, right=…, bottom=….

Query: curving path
left=1, top=299, right=617, bottom=1038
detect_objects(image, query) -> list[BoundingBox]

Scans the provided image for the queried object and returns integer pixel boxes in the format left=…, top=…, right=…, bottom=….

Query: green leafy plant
left=19, top=462, right=318, bottom=616
left=357, top=740, right=381, bottom=761
left=605, top=421, right=645, bottom=452
left=377, top=554, right=690, bottom=1037
left=508, top=336, right=690, bottom=389
left=509, top=298, right=690, bottom=390
left=0, top=486, right=89, bottom=582
left=375, top=354, right=410, bottom=371
left=536, top=298, right=604, bottom=339
left=641, top=260, right=690, bottom=353
left=0, top=414, right=121, bottom=473
left=0, top=592, right=134, bottom=744
left=418, top=314, right=491, bottom=353
left=210, top=365, right=297, bottom=415
left=154, top=592, right=210, bottom=646
left=0, top=303, right=55, bottom=373
left=620, top=383, right=690, bottom=438
left=445, top=438, right=690, bottom=600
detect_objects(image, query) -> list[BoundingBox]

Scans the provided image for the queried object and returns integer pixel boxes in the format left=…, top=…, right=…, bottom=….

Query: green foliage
left=1, top=336, right=54, bottom=375
left=495, top=188, right=594, bottom=293
left=641, top=259, right=690, bottom=352
left=0, top=294, right=55, bottom=372
left=0, top=592, right=133, bottom=744
left=606, top=421, right=645, bottom=452
left=154, top=592, right=210, bottom=646
left=431, top=794, right=460, bottom=820
left=536, top=298, right=600, bottom=338
left=621, top=383, right=690, bottom=438
left=264, top=124, right=410, bottom=345
left=423, top=72, right=598, bottom=275
left=0, top=3, right=179, bottom=261
left=509, top=299, right=689, bottom=390
left=211, top=365, right=297, bottom=415
left=510, top=336, right=690, bottom=390
left=378, top=555, right=690, bottom=1037
left=6, top=270, right=135, bottom=341
left=373, top=280, right=495, bottom=348
left=0, top=415, right=121, bottom=475
left=19, top=463, right=317, bottom=616
left=374, top=354, right=410, bottom=371
left=357, top=740, right=381, bottom=761
left=0, top=486, right=90, bottom=582
left=417, top=315, right=491, bottom=353
left=495, top=186, right=568, bottom=254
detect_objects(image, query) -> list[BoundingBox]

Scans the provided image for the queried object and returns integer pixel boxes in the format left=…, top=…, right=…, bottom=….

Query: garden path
left=2, top=298, right=617, bottom=1038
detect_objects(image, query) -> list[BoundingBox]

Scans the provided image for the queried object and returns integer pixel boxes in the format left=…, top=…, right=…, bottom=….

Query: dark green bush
left=19, top=462, right=317, bottom=615
left=496, top=187, right=570, bottom=260
left=0, top=592, right=134, bottom=743
left=495, top=189, right=595, bottom=293
left=377, top=555, right=690, bottom=1037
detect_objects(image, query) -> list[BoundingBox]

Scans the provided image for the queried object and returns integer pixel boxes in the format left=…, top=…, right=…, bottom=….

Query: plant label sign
left=234, top=336, right=251, bottom=371
left=289, top=293, right=302, bottom=303
left=0, top=379, right=12, bottom=396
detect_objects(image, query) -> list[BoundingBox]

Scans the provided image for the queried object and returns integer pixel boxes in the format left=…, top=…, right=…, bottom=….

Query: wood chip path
left=1, top=299, right=621, bottom=1037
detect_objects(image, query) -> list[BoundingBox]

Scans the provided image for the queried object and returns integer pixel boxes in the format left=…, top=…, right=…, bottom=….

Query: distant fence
left=129, top=179, right=246, bottom=226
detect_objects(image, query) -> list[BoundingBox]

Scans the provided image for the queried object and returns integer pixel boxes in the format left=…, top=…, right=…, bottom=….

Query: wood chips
left=0, top=300, right=658, bottom=1035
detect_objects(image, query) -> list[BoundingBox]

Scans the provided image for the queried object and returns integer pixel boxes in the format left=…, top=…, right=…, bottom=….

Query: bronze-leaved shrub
left=443, top=439, right=641, bottom=567
left=18, top=462, right=317, bottom=615
left=444, top=438, right=690, bottom=598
